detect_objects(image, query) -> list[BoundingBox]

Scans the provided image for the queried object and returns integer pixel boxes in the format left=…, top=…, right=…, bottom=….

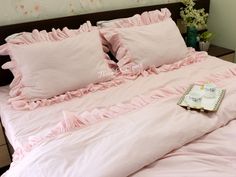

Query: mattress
left=1, top=56, right=236, bottom=176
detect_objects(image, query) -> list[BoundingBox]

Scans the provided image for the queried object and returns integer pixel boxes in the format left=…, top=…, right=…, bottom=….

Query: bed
left=1, top=0, right=236, bottom=177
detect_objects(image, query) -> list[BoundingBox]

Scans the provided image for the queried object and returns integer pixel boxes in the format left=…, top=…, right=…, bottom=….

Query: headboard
left=0, top=0, right=210, bottom=86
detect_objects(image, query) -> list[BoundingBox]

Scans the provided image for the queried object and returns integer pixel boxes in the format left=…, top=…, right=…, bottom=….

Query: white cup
left=185, top=92, right=202, bottom=107
left=204, top=83, right=216, bottom=98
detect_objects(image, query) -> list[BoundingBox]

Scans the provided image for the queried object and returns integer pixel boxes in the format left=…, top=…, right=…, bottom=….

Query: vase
left=186, top=26, right=198, bottom=49
left=199, top=41, right=210, bottom=51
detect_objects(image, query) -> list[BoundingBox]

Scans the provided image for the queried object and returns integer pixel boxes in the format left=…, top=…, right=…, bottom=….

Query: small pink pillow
left=1, top=23, right=115, bottom=110
left=100, top=9, right=189, bottom=74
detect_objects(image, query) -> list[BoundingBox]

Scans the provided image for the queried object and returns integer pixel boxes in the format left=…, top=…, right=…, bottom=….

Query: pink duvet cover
left=1, top=54, right=236, bottom=177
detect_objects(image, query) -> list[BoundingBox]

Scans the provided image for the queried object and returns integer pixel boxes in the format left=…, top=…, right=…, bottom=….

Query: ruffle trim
left=3, top=22, right=109, bottom=54
left=1, top=21, right=111, bottom=54
left=102, top=19, right=191, bottom=74
left=4, top=50, right=206, bottom=110
left=100, top=8, right=173, bottom=74
left=0, top=44, right=8, bottom=55
left=117, top=48, right=204, bottom=76
left=99, top=8, right=171, bottom=28
left=11, top=65, right=236, bottom=163
left=1, top=21, right=118, bottom=110
left=7, top=77, right=125, bottom=111
left=5, top=21, right=95, bottom=44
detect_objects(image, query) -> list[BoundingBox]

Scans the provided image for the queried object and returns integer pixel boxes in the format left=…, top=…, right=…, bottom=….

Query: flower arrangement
left=180, top=0, right=208, bottom=29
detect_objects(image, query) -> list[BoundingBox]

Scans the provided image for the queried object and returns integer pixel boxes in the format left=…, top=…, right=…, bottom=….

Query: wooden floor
left=0, top=166, right=9, bottom=175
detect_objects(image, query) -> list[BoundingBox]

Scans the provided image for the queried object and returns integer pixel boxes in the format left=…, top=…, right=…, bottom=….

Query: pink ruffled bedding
left=0, top=50, right=205, bottom=149
left=1, top=55, right=236, bottom=177
left=1, top=21, right=118, bottom=111
left=101, top=8, right=189, bottom=75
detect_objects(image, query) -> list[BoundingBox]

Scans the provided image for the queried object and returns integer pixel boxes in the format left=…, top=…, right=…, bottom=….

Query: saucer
left=184, top=97, right=202, bottom=109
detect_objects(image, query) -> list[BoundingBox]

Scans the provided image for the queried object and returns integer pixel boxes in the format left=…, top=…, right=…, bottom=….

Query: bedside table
left=0, top=122, right=11, bottom=168
left=208, top=45, right=235, bottom=63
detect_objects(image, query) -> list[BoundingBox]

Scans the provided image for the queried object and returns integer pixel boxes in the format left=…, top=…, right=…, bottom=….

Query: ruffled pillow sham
left=97, top=8, right=171, bottom=28
left=100, top=8, right=189, bottom=75
left=0, top=22, right=115, bottom=110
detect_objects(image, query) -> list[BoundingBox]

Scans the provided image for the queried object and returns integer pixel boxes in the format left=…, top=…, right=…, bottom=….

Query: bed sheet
left=1, top=55, right=226, bottom=150
left=1, top=55, right=236, bottom=177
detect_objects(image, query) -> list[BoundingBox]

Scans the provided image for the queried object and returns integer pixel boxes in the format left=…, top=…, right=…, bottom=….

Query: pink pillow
left=97, top=8, right=172, bottom=28
left=1, top=22, right=115, bottom=110
left=100, top=9, right=189, bottom=74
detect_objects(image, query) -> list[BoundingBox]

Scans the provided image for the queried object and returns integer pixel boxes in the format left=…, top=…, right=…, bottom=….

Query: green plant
left=180, top=0, right=208, bottom=29
left=199, top=31, right=214, bottom=42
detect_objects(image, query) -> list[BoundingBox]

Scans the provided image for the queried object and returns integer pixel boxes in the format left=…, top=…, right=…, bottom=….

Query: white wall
left=0, top=0, right=179, bottom=26
left=208, top=0, right=236, bottom=61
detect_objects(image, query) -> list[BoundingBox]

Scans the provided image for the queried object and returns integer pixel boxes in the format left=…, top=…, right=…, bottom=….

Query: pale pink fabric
left=11, top=63, right=236, bottom=162
left=3, top=69, right=236, bottom=177
left=97, top=8, right=171, bottom=28
left=0, top=22, right=117, bottom=110
left=131, top=119, right=236, bottom=177
left=3, top=23, right=109, bottom=53
left=0, top=44, right=8, bottom=55
left=0, top=51, right=206, bottom=150
left=1, top=48, right=202, bottom=111
left=101, top=15, right=188, bottom=74
left=1, top=56, right=236, bottom=177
